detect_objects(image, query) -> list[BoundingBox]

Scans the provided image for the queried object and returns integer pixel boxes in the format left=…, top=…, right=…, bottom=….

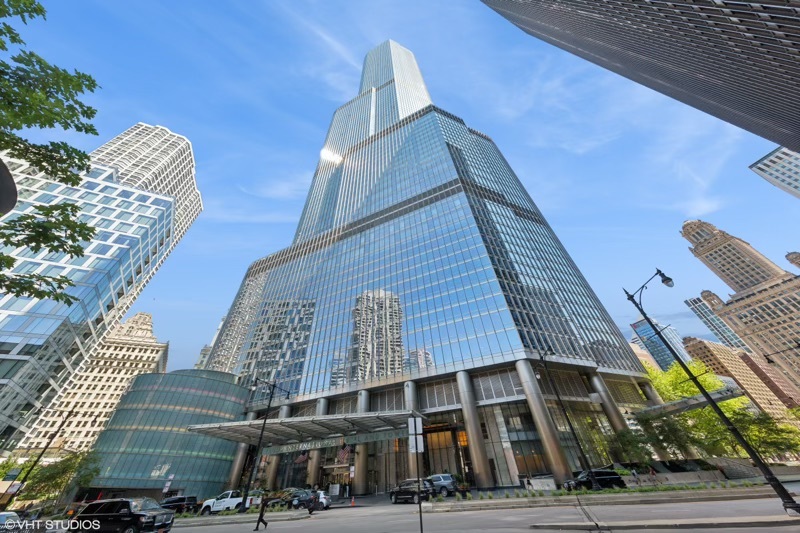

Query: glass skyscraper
left=0, top=124, right=201, bottom=454
left=631, top=318, right=693, bottom=372
left=684, top=297, right=751, bottom=353
left=218, top=41, right=655, bottom=491
left=749, top=146, right=800, bottom=200
left=482, top=1, right=800, bottom=152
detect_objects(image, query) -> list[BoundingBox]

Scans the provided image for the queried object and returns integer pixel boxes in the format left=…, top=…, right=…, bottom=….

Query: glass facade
left=211, top=41, right=650, bottom=491
left=232, top=41, right=641, bottom=398
left=90, top=369, right=248, bottom=499
left=685, top=297, right=751, bottom=353
left=631, top=318, right=692, bottom=371
left=0, top=124, right=201, bottom=454
left=750, top=146, right=800, bottom=200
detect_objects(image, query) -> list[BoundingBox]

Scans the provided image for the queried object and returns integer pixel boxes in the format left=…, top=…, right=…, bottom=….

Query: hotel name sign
left=260, top=428, right=408, bottom=455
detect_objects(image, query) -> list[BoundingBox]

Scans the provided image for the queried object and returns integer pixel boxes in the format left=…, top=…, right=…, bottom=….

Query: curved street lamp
left=624, top=269, right=800, bottom=516
left=239, top=377, right=291, bottom=517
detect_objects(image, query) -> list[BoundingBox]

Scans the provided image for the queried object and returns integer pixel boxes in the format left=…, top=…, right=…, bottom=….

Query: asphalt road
left=187, top=491, right=800, bottom=533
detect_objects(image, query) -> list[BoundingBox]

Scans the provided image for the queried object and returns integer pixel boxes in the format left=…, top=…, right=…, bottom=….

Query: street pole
left=415, top=443, right=423, bottom=533
left=240, top=379, right=275, bottom=514
left=625, top=269, right=800, bottom=516
left=6, top=407, right=76, bottom=508
left=538, top=352, right=601, bottom=491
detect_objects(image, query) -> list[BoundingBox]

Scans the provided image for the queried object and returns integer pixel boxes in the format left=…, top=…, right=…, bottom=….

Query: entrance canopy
left=187, top=409, right=423, bottom=451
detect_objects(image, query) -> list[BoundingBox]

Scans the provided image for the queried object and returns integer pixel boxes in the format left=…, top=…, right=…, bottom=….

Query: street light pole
left=239, top=378, right=291, bottom=515
left=6, top=407, right=76, bottom=508
left=537, top=351, right=601, bottom=491
left=624, top=269, right=800, bottom=516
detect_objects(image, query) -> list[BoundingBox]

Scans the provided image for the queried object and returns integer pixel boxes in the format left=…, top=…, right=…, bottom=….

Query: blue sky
left=22, top=0, right=798, bottom=370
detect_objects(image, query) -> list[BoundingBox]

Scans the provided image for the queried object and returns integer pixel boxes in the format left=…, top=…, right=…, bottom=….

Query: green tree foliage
left=640, top=360, right=800, bottom=459
left=605, top=428, right=652, bottom=464
left=17, top=450, right=99, bottom=501
left=0, top=456, right=35, bottom=481
left=0, top=0, right=98, bottom=304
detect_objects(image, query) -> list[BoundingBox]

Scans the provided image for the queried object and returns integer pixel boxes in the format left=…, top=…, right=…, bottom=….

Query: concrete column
left=639, top=381, right=664, bottom=406
left=455, top=371, right=492, bottom=489
left=636, top=382, right=673, bottom=461
left=515, top=360, right=573, bottom=487
left=228, top=411, right=256, bottom=489
left=354, top=390, right=370, bottom=495
left=588, top=373, right=628, bottom=433
left=264, top=405, right=292, bottom=490
left=306, top=398, right=329, bottom=487
left=404, top=380, right=418, bottom=480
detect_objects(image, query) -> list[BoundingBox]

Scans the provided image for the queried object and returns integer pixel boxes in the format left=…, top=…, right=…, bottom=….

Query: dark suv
left=427, top=474, right=457, bottom=496
left=389, top=479, right=435, bottom=504
left=158, top=496, right=198, bottom=514
left=68, top=497, right=174, bottom=532
left=564, top=469, right=626, bottom=491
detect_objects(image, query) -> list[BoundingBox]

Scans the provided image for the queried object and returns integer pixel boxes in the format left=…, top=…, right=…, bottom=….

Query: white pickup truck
left=199, top=490, right=262, bottom=515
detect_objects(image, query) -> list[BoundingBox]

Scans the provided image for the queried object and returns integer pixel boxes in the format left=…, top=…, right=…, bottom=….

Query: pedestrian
left=631, top=469, right=640, bottom=486
left=649, top=466, right=657, bottom=485
left=253, top=502, right=268, bottom=531
left=307, top=489, right=319, bottom=516
left=525, top=476, right=533, bottom=490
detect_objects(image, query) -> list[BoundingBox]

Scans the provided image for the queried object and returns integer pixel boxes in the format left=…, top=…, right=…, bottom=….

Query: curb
left=529, top=515, right=800, bottom=530
left=426, top=487, right=786, bottom=513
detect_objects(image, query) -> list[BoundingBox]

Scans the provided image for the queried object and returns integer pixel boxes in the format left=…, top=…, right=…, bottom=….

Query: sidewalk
left=172, top=510, right=308, bottom=529
left=529, top=515, right=800, bottom=530
left=425, top=485, right=794, bottom=513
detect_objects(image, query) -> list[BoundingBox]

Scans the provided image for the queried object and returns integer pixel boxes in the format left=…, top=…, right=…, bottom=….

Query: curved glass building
left=88, top=369, right=247, bottom=500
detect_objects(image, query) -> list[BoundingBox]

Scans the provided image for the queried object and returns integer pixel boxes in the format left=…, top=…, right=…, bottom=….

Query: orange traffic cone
left=350, top=496, right=355, bottom=507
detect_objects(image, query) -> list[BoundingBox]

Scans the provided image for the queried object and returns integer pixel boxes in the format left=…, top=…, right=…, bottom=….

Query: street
left=180, top=489, right=800, bottom=533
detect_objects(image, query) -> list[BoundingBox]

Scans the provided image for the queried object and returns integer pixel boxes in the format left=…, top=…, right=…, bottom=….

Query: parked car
left=427, top=474, right=457, bottom=496
left=564, top=469, right=626, bottom=491
left=199, top=489, right=260, bottom=514
left=316, top=490, right=331, bottom=510
left=389, top=479, right=435, bottom=504
left=159, top=496, right=199, bottom=514
left=0, top=512, right=21, bottom=532
left=68, top=497, right=174, bottom=533
left=267, top=489, right=320, bottom=510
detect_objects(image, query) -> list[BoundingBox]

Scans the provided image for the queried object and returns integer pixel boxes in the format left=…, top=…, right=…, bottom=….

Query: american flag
left=294, top=450, right=309, bottom=464
left=337, top=444, right=351, bottom=464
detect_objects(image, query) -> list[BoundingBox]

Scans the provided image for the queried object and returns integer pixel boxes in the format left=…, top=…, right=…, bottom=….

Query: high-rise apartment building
left=750, top=146, right=800, bottom=200
left=0, top=124, right=200, bottom=454
left=628, top=341, right=659, bottom=371
left=203, top=258, right=272, bottom=373
left=207, top=41, right=654, bottom=491
left=482, top=1, right=800, bottom=152
left=350, top=290, right=404, bottom=383
left=195, top=316, right=225, bottom=370
left=682, top=220, right=800, bottom=390
left=631, top=318, right=692, bottom=371
left=19, top=313, right=167, bottom=453
left=685, top=297, right=752, bottom=352
left=740, top=353, right=800, bottom=409
left=683, top=337, right=791, bottom=424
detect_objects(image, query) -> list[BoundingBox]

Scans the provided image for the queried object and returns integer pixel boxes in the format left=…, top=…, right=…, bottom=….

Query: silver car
left=427, top=474, right=457, bottom=496
left=316, top=490, right=331, bottom=510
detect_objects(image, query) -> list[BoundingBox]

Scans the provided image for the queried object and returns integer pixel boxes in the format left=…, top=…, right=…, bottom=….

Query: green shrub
left=538, top=490, right=544, bottom=497
left=487, top=492, right=494, bottom=499
left=436, top=495, right=444, bottom=502
left=514, top=489, right=520, bottom=498
left=267, top=504, right=287, bottom=513
left=504, top=491, right=510, bottom=498
left=455, top=493, right=462, bottom=501
left=478, top=492, right=485, bottom=500
left=466, top=492, right=473, bottom=500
